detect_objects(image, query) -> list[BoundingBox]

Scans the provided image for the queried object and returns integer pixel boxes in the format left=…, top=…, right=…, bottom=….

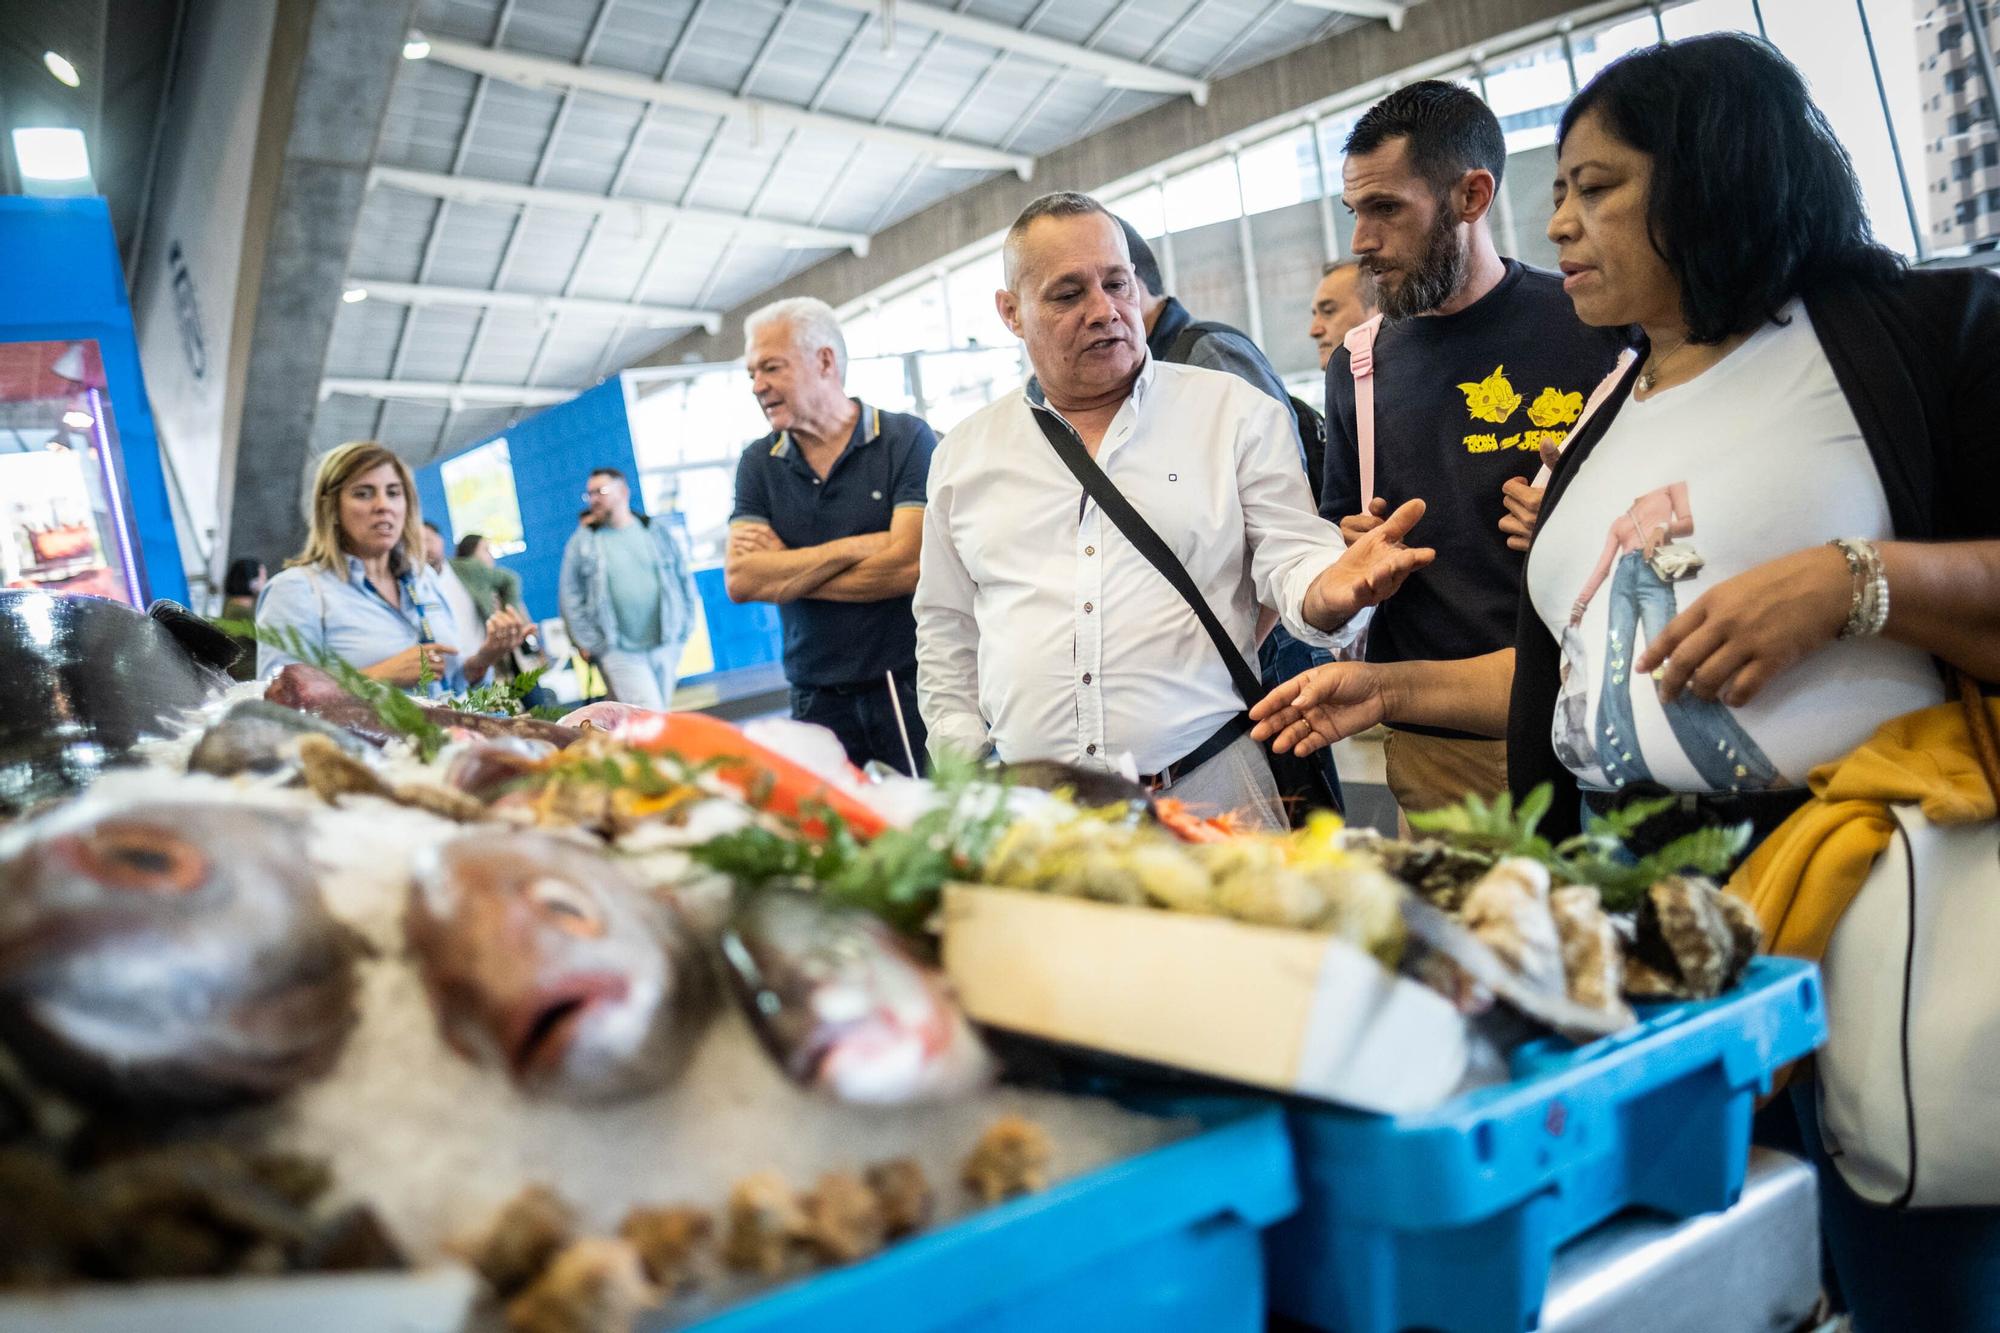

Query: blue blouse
left=255, top=556, right=469, bottom=695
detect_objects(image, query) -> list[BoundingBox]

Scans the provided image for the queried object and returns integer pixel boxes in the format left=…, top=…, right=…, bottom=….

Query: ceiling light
left=403, top=38, right=432, bottom=60
left=43, top=52, right=81, bottom=88
left=12, top=127, right=91, bottom=183
left=343, top=287, right=369, bottom=304
left=61, top=410, right=94, bottom=429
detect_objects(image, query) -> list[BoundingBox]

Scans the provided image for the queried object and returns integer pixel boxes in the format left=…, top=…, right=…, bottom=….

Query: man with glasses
left=726, top=296, right=938, bottom=774
left=557, top=466, right=700, bottom=711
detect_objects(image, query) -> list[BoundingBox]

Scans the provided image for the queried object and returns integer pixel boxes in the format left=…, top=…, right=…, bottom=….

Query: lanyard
left=399, top=569, right=437, bottom=645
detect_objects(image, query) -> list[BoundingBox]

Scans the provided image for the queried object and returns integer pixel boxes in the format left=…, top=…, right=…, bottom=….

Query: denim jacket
left=557, top=514, right=700, bottom=658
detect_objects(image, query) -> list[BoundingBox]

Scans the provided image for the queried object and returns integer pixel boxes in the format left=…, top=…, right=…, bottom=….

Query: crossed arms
left=723, top=507, right=925, bottom=605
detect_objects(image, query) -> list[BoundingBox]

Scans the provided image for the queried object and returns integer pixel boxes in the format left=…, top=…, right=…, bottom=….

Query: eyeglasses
left=583, top=485, right=617, bottom=500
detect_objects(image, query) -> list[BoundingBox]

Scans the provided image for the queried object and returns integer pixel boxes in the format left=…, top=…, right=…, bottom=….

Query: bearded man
left=1323, top=80, right=1630, bottom=822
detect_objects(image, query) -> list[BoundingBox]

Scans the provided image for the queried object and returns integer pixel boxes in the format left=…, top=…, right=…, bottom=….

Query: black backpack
left=1167, top=319, right=1327, bottom=507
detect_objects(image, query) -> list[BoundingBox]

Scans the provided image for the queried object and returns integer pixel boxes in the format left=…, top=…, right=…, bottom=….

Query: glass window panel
left=870, top=280, right=951, bottom=356
left=1500, top=142, right=1562, bottom=270
left=1237, top=127, right=1319, bottom=215
left=1480, top=38, right=1574, bottom=153
left=915, top=346, right=1027, bottom=435
left=944, top=249, right=1011, bottom=349
left=1162, top=157, right=1242, bottom=232
left=842, top=305, right=886, bottom=359
left=1761, top=0, right=1923, bottom=256
left=847, top=355, right=916, bottom=415
left=1103, top=182, right=1167, bottom=239
left=1247, top=203, right=1329, bottom=380
left=1572, top=13, right=1661, bottom=88
left=1866, top=0, right=1979, bottom=255
left=1660, top=0, right=1760, bottom=40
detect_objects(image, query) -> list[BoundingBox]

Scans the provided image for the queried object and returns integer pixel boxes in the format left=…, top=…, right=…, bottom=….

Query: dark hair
left=1346, top=79, right=1506, bottom=194
left=455, top=533, right=484, bottom=559
left=588, top=466, right=626, bottom=484
left=1115, top=217, right=1165, bottom=296
left=223, top=557, right=263, bottom=598
left=1560, top=33, right=1900, bottom=344
left=422, top=519, right=442, bottom=535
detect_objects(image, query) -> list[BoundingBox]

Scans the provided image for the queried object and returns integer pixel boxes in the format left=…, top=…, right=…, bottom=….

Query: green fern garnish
left=218, top=618, right=450, bottom=761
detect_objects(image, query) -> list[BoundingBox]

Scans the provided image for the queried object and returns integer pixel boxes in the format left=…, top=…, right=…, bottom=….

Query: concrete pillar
left=225, top=0, right=416, bottom=569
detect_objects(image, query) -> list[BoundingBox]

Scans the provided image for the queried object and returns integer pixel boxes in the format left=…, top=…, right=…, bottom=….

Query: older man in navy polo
left=725, top=296, right=938, bottom=774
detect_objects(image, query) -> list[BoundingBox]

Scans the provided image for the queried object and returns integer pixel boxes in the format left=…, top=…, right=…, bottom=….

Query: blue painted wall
left=0, top=197, right=187, bottom=606
left=417, top=379, right=782, bottom=681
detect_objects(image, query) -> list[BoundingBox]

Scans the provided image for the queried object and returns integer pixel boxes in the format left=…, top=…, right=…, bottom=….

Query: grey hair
left=1002, top=190, right=1116, bottom=290
left=744, top=296, right=848, bottom=379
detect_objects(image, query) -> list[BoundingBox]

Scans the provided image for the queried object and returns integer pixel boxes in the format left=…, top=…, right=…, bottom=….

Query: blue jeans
left=790, top=666, right=927, bottom=776
left=1597, top=553, right=1781, bottom=792
left=1773, top=1076, right=2000, bottom=1331
left=1259, top=626, right=1343, bottom=813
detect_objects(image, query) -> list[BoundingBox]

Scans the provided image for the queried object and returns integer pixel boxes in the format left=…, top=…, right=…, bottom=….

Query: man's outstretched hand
left=1304, top=498, right=1434, bottom=631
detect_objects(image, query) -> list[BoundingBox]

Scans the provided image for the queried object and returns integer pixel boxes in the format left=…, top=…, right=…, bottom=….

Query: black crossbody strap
left=1030, top=406, right=1265, bottom=707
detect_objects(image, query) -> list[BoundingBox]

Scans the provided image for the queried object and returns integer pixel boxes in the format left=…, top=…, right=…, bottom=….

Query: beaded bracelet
left=1828, top=538, right=1890, bottom=639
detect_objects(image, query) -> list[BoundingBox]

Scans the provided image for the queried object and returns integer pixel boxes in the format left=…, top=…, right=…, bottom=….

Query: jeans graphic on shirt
left=1597, top=553, right=1783, bottom=792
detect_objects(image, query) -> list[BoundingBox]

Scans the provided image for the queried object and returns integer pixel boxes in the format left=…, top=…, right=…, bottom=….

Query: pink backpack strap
left=1530, top=347, right=1638, bottom=488
left=1343, top=314, right=1385, bottom=506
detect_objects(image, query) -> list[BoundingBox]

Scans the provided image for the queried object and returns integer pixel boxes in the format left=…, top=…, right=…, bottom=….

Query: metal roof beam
left=368, top=164, right=873, bottom=256
left=1288, top=0, right=1413, bottom=32
left=319, top=378, right=577, bottom=407
left=412, top=34, right=1037, bottom=180
left=349, top=280, right=723, bottom=332
left=814, top=0, right=1210, bottom=103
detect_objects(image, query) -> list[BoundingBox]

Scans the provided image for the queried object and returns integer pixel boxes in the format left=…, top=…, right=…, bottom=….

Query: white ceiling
left=317, top=0, right=1369, bottom=462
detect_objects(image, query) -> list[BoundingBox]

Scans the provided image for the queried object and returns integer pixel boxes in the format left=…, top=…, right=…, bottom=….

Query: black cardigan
left=1507, top=265, right=2000, bottom=839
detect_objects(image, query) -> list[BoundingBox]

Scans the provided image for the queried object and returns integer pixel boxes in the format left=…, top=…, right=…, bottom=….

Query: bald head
left=1002, top=190, right=1121, bottom=292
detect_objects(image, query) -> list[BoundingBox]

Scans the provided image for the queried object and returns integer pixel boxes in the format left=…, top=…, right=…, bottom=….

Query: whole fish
left=0, top=800, right=361, bottom=1107
left=0, top=591, right=227, bottom=815
left=406, top=832, right=715, bottom=1101
left=188, top=699, right=368, bottom=777
left=265, top=663, right=581, bottom=750
left=720, top=888, right=993, bottom=1105
left=264, top=664, right=397, bottom=746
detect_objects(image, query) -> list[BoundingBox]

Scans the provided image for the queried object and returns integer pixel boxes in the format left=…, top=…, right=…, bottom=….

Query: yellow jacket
left=1730, top=696, right=2000, bottom=963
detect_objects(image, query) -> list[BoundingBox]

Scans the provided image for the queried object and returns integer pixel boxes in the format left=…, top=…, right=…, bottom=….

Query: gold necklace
left=1636, top=335, right=1691, bottom=393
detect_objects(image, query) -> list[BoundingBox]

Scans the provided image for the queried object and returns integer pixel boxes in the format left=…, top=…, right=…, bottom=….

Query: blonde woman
left=255, top=441, right=530, bottom=692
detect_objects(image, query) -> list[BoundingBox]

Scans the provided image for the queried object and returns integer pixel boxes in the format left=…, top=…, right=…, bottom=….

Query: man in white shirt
left=915, top=191, right=1431, bottom=828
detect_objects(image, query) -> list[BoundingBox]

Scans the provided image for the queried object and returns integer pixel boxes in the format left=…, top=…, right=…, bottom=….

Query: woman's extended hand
left=480, top=606, right=534, bottom=657
left=1249, top=662, right=1390, bottom=757
left=1636, top=544, right=1850, bottom=707
left=364, top=641, right=458, bottom=688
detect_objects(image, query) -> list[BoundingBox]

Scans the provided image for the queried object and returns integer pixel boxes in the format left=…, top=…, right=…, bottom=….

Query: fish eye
left=70, top=823, right=209, bottom=894
left=527, top=877, right=605, bottom=937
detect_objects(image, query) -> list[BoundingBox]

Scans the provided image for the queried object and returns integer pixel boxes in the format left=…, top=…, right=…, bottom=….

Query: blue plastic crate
left=1266, top=956, right=1826, bottom=1333
left=682, top=1103, right=1297, bottom=1333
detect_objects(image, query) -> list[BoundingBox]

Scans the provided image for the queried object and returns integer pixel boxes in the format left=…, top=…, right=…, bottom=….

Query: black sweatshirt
left=1322, top=261, right=1630, bottom=736
left=1509, top=265, right=2000, bottom=839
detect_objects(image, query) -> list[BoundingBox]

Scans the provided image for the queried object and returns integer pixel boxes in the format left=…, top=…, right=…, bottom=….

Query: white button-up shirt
left=915, top=355, right=1361, bottom=776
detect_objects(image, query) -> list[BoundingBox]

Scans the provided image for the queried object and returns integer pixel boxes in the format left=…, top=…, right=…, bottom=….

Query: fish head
left=722, top=889, right=991, bottom=1106
left=0, top=799, right=359, bottom=1105
left=407, top=832, right=710, bottom=1101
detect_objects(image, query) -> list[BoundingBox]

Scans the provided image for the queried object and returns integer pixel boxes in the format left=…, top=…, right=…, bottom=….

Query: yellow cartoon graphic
left=1464, top=433, right=1500, bottom=454
left=1458, top=366, right=1523, bottom=424
left=1527, top=386, right=1584, bottom=429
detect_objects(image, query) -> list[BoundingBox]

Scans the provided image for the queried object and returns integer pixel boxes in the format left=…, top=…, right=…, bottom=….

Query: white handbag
left=1815, top=683, right=2000, bottom=1207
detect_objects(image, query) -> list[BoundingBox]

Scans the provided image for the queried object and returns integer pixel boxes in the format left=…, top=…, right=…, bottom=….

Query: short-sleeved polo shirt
left=730, top=399, right=937, bottom=687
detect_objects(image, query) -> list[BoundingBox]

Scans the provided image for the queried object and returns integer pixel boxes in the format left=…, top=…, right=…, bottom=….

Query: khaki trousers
left=1382, top=730, right=1509, bottom=837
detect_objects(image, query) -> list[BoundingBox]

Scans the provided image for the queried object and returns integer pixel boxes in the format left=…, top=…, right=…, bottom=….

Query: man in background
left=558, top=467, right=701, bottom=711
left=725, top=296, right=936, bottom=774
left=1309, top=259, right=1377, bottom=371
left=1322, top=81, right=1629, bottom=820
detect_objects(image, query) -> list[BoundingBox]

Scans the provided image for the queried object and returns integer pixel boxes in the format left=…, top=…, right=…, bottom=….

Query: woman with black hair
left=1252, top=33, right=2000, bottom=1325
